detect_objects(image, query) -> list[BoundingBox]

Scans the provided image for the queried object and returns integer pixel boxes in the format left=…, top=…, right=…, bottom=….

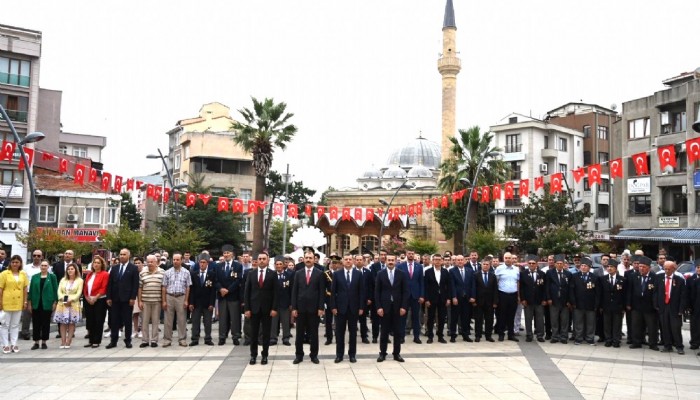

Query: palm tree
left=231, top=97, right=297, bottom=252
left=436, top=126, right=509, bottom=251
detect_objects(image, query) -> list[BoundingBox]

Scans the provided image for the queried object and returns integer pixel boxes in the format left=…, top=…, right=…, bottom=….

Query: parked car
left=676, top=261, right=696, bottom=280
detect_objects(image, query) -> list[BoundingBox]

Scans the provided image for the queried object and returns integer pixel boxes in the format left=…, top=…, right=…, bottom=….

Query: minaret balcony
left=437, top=57, right=461, bottom=74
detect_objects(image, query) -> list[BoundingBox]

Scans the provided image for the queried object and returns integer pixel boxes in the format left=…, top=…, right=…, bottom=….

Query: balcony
left=0, top=72, right=30, bottom=88
left=504, top=143, right=522, bottom=153
left=541, top=148, right=557, bottom=159
left=0, top=109, right=28, bottom=123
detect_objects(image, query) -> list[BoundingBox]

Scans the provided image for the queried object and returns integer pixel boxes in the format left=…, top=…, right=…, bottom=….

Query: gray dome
left=386, top=137, right=441, bottom=170
left=382, top=165, right=407, bottom=179
left=361, top=168, right=382, bottom=179
left=407, top=165, right=433, bottom=178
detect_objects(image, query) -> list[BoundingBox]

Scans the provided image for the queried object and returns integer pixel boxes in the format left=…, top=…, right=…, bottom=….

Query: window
left=559, top=163, right=567, bottom=173
left=0, top=56, right=31, bottom=87
left=72, top=146, right=88, bottom=158
left=338, top=235, right=350, bottom=251
left=558, top=138, right=568, bottom=152
left=240, top=217, right=251, bottom=233
left=583, top=178, right=590, bottom=191
left=505, top=134, right=521, bottom=153
left=504, top=215, right=518, bottom=227
left=597, top=204, right=609, bottom=219
left=0, top=94, right=29, bottom=122
left=38, top=205, right=57, bottom=223
left=107, top=208, right=118, bottom=225
left=628, top=118, right=650, bottom=139
left=660, top=186, right=687, bottom=215
left=583, top=125, right=591, bottom=138
left=696, top=191, right=700, bottom=214
left=672, top=111, right=686, bottom=133
left=58, top=145, right=68, bottom=155
left=597, top=126, right=608, bottom=140
left=544, top=136, right=549, bottom=149
left=361, top=235, right=379, bottom=252
left=509, top=161, right=521, bottom=180
left=675, top=151, right=687, bottom=172
left=191, top=157, right=242, bottom=174
left=174, top=154, right=181, bottom=170
left=628, top=195, right=651, bottom=215
left=583, top=151, right=591, bottom=165
left=183, top=144, right=189, bottom=160
left=598, top=152, right=609, bottom=164
left=0, top=169, right=23, bottom=186
left=505, top=187, right=521, bottom=207
left=239, top=189, right=252, bottom=200
left=84, top=208, right=101, bottom=224
left=600, top=178, right=610, bottom=193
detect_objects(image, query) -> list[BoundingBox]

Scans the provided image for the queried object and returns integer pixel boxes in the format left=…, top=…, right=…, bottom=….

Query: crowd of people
left=0, top=245, right=699, bottom=365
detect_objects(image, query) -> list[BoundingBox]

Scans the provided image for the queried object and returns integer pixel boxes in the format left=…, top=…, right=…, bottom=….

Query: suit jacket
left=28, top=273, right=58, bottom=310
left=330, top=268, right=365, bottom=315
left=520, top=269, right=547, bottom=306
left=569, top=272, right=600, bottom=311
left=545, top=268, right=572, bottom=307
left=626, top=273, right=657, bottom=313
left=83, top=270, right=109, bottom=298
left=291, top=266, right=326, bottom=313
left=424, top=267, right=452, bottom=305
left=466, top=261, right=480, bottom=273
left=599, top=273, right=626, bottom=312
left=360, top=267, right=374, bottom=305
left=106, top=262, right=139, bottom=302
left=189, top=269, right=217, bottom=309
left=396, top=261, right=424, bottom=299
left=244, top=267, right=278, bottom=314
left=474, top=269, right=499, bottom=307
left=449, top=266, right=476, bottom=300
left=688, top=274, right=700, bottom=314
left=655, top=274, right=686, bottom=314
left=374, top=267, right=409, bottom=312
left=214, top=260, right=243, bottom=302
left=273, top=269, right=293, bottom=310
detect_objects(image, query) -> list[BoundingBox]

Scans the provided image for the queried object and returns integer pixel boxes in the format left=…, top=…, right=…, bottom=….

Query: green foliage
left=626, top=242, right=643, bottom=253
left=382, top=236, right=406, bottom=256
left=433, top=201, right=466, bottom=240
left=405, top=238, right=439, bottom=255
left=263, top=170, right=316, bottom=249
left=593, top=241, right=614, bottom=255
left=465, top=228, right=506, bottom=258
left=16, top=229, right=93, bottom=262
left=268, top=219, right=294, bottom=257
left=119, top=193, right=142, bottom=231
left=155, top=219, right=206, bottom=256
left=102, top=224, right=152, bottom=256
left=318, top=186, right=336, bottom=206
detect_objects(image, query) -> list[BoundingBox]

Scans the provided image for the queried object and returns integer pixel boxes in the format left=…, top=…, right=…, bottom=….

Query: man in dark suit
left=396, top=250, right=424, bottom=344
left=545, top=254, right=572, bottom=344
left=627, top=256, right=659, bottom=350
left=368, top=250, right=387, bottom=343
left=569, top=258, right=600, bottom=345
left=656, top=261, right=686, bottom=354
left=215, top=244, right=244, bottom=346
left=291, top=250, right=326, bottom=364
left=623, top=255, right=640, bottom=344
left=355, top=255, right=373, bottom=344
left=323, top=256, right=340, bottom=345
left=424, top=254, right=452, bottom=343
left=600, top=261, right=626, bottom=348
left=687, top=260, right=700, bottom=352
left=474, top=256, right=498, bottom=342
left=521, top=255, right=547, bottom=343
left=0, top=248, right=9, bottom=271
left=375, top=254, right=409, bottom=362
left=330, top=255, right=365, bottom=363
left=106, top=248, right=140, bottom=349
left=270, top=257, right=293, bottom=346
left=189, top=254, right=217, bottom=346
left=449, top=255, right=476, bottom=342
left=244, top=252, right=278, bottom=365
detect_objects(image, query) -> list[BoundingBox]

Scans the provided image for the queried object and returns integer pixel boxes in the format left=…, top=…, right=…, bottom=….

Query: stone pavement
left=1, top=322, right=698, bottom=400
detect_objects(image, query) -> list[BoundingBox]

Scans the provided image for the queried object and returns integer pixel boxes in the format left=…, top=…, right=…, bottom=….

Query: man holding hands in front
left=375, top=254, right=409, bottom=362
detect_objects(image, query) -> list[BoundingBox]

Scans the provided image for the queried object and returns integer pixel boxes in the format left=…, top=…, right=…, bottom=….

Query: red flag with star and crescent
left=154, top=186, right=163, bottom=201
left=163, top=188, right=170, bottom=203
left=113, top=176, right=123, bottom=192
left=0, top=141, right=16, bottom=161
left=657, top=145, right=676, bottom=171
left=632, top=152, right=649, bottom=175
left=42, top=152, right=55, bottom=161
left=74, top=164, right=86, bottom=186
left=481, top=186, right=490, bottom=203
left=146, top=184, right=155, bottom=199
left=549, top=173, right=563, bottom=194
left=519, top=179, right=529, bottom=198
left=365, top=208, right=374, bottom=221
left=18, top=148, right=34, bottom=170
left=186, top=192, right=196, bottom=207
left=232, top=199, right=244, bottom=213
left=126, top=178, right=134, bottom=191
left=342, top=208, right=351, bottom=221
left=354, top=207, right=363, bottom=220
left=101, top=172, right=111, bottom=192
left=534, top=176, right=544, bottom=191
left=305, top=204, right=312, bottom=216
left=89, top=168, right=98, bottom=183
left=197, top=194, right=210, bottom=205
left=329, top=206, right=338, bottom=220
left=609, top=158, right=623, bottom=179
left=316, top=206, right=326, bottom=219
left=504, top=182, right=514, bottom=200
left=247, top=200, right=259, bottom=214
left=288, top=204, right=298, bottom=218
left=218, top=197, right=230, bottom=212
left=572, top=168, right=585, bottom=183
left=588, top=164, right=602, bottom=186
left=687, top=137, right=700, bottom=164
left=492, top=184, right=501, bottom=200
left=59, top=158, right=68, bottom=173
left=272, top=203, right=283, bottom=217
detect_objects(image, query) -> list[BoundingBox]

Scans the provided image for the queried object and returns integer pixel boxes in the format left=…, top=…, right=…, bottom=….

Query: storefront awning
left=611, top=229, right=700, bottom=244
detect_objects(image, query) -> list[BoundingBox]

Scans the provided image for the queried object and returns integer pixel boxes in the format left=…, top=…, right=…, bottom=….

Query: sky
left=3, top=0, right=699, bottom=198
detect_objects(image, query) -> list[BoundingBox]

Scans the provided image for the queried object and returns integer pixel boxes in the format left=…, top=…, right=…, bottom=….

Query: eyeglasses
left=32, top=254, right=42, bottom=257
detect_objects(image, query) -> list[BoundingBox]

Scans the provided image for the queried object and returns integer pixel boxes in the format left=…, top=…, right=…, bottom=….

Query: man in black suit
left=0, top=248, right=9, bottom=271
left=545, top=254, right=572, bottom=344
left=424, top=254, right=452, bottom=344
left=368, top=250, right=387, bottom=343
left=600, top=261, right=626, bottom=348
left=449, top=255, right=477, bottom=342
left=106, top=248, right=140, bottom=348
left=215, top=244, right=244, bottom=346
left=375, top=254, right=409, bottom=362
left=330, top=255, right=365, bottom=363
left=474, top=256, right=498, bottom=342
left=189, top=254, right=217, bottom=346
left=355, top=255, right=373, bottom=344
left=656, top=261, right=686, bottom=354
left=623, top=255, right=640, bottom=344
left=687, top=260, right=700, bottom=352
left=627, top=256, right=659, bottom=350
left=270, top=257, right=293, bottom=346
left=521, top=255, right=547, bottom=343
left=569, top=258, right=600, bottom=345
left=291, top=250, right=326, bottom=364
left=244, top=252, right=278, bottom=365
left=323, top=256, right=340, bottom=346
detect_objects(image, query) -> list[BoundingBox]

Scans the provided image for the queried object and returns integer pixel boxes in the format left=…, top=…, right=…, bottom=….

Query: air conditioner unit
left=539, top=163, right=548, bottom=173
left=66, top=214, right=78, bottom=223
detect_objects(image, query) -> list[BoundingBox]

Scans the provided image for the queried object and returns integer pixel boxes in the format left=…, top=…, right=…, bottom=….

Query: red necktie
left=306, top=269, right=311, bottom=285
left=665, top=276, right=671, bottom=305
left=259, top=269, right=264, bottom=288
left=409, top=263, right=413, bottom=279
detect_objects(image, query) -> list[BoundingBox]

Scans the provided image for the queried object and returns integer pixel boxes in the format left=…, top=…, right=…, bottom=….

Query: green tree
left=155, top=219, right=206, bottom=256
left=434, top=126, right=509, bottom=252
left=102, top=224, right=152, bottom=256
left=406, top=238, right=439, bottom=255
left=119, top=192, right=142, bottom=231
left=231, top=97, right=298, bottom=252
left=268, top=219, right=294, bottom=257
left=318, top=186, right=336, bottom=206
left=465, top=228, right=506, bottom=258
left=263, top=170, right=316, bottom=250
left=16, top=229, right=93, bottom=262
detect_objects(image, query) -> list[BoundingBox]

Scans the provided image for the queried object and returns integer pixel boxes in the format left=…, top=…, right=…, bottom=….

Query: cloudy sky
left=4, top=0, right=698, bottom=197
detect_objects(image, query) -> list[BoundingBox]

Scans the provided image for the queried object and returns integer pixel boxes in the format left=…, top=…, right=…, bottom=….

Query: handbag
left=0, top=310, right=6, bottom=325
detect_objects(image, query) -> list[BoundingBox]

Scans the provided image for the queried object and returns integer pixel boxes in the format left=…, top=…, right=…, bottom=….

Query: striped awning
left=611, top=229, right=700, bottom=244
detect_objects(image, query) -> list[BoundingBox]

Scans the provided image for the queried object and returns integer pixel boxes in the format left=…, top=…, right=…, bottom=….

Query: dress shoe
left=438, top=337, right=447, bottom=344
left=261, top=357, right=268, bottom=365
left=485, top=337, right=495, bottom=342
left=334, top=357, right=342, bottom=363
left=427, top=338, right=433, bottom=344
left=218, top=339, right=226, bottom=345
left=597, top=337, right=605, bottom=343
left=31, top=343, right=40, bottom=350
left=190, top=341, right=199, bottom=346
left=249, top=357, right=256, bottom=365
left=413, top=338, right=422, bottom=344
left=550, top=339, right=559, bottom=344
left=105, top=342, right=117, bottom=349
left=125, top=343, right=133, bottom=349
left=474, top=337, right=481, bottom=343
left=613, top=343, right=620, bottom=348
left=269, top=339, right=278, bottom=346
left=574, top=341, right=582, bottom=345
left=243, top=340, right=251, bottom=346
left=150, top=342, right=158, bottom=348
left=604, top=342, right=612, bottom=347
left=84, top=343, right=93, bottom=348
left=463, top=336, right=473, bottom=342
left=659, top=347, right=672, bottom=353
left=349, top=356, right=357, bottom=363
left=649, top=345, right=659, bottom=351
left=677, top=348, right=685, bottom=355
left=450, top=337, right=456, bottom=343
left=84, top=334, right=90, bottom=339
left=233, top=339, right=240, bottom=346
left=690, top=345, right=699, bottom=350
left=361, top=338, right=370, bottom=344
left=162, top=342, right=172, bottom=348
left=293, top=357, right=303, bottom=364
left=393, top=355, right=405, bottom=362
left=139, top=343, right=149, bottom=348
left=41, top=343, right=48, bottom=349
left=283, top=340, right=291, bottom=346
left=372, top=338, right=378, bottom=344
left=324, top=339, right=332, bottom=345
left=205, top=341, right=215, bottom=346
left=537, top=337, right=545, bottom=343
left=526, top=337, right=533, bottom=343
left=377, top=354, right=386, bottom=362
left=560, top=340, right=568, bottom=344
left=498, top=335, right=505, bottom=342
left=310, top=357, right=320, bottom=364
left=508, top=336, right=519, bottom=342
left=545, top=334, right=552, bottom=340
left=629, top=344, right=642, bottom=349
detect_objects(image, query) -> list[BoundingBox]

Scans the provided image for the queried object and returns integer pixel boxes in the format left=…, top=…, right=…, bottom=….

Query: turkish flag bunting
left=687, top=137, right=700, bottom=164
left=0, top=141, right=16, bottom=161
left=101, top=172, right=111, bottom=192
left=366, top=208, right=374, bottom=221
left=425, top=199, right=432, bottom=209
left=481, top=186, right=490, bottom=203
left=432, top=198, right=439, bottom=208
left=354, top=208, right=362, bottom=220
left=272, top=202, right=283, bottom=217
left=147, top=184, right=155, bottom=199
left=520, top=179, right=529, bottom=198
left=218, top=197, right=230, bottom=212
left=329, top=206, right=338, bottom=220
left=232, top=199, right=244, bottom=213
left=549, top=173, right=563, bottom=194
left=451, top=191, right=460, bottom=203
left=247, top=200, right=258, bottom=214
left=657, top=145, right=676, bottom=171
left=376, top=208, right=384, bottom=219
left=399, top=205, right=406, bottom=216
left=416, top=202, right=423, bottom=216
left=186, top=192, right=196, bottom=207
left=135, top=180, right=143, bottom=191
left=632, top=152, right=649, bottom=175
left=126, top=178, right=134, bottom=191
left=342, top=208, right=351, bottom=221
left=609, top=158, right=623, bottom=179
left=198, top=194, right=211, bottom=205
left=316, top=206, right=326, bottom=219
left=492, top=184, right=501, bottom=200
left=288, top=204, right=298, bottom=218
left=441, top=195, right=448, bottom=208
left=408, top=204, right=415, bottom=216
left=534, top=176, right=544, bottom=191
left=572, top=168, right=585, bottom=183
left=471, top=187, right=479, bottom=200
left=42, top=152, right=54, bottom=161
left=59, top=158, right=68, bottom=173
left=18, top=148, right=33, bottom=170
left=113, top=175, right=123, bottom=192
left=163, top=188, right=170, bottom=203
left=305, top=204, right=312, bottom=216
left=458, top=189, right=467, bottom=199
left=504, top=182, right=514, bottom=199
left=89, top=168, right=98, bottom=183
left=74, top=164, right=85, bottom=186
left=393, top=208, right=401, bottom=221
left=588, top=164, right=602, bottom=186
left=154, top=186, right=163, bottom=201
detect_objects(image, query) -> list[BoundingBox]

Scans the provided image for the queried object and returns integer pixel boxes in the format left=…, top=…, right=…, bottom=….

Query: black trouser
left=658, top=306, right=683, bottom=350
left=474, top=303, right=495, bottom=338
left=625, top=309, right=634, bottom=342
left=595, top=308, right=605, bottom=341
left=426, top=301, right=447, bottom=339
left=110, top=300, right=134, bottom=344
left=295, top=311, right=320, bottom=358
left=271, top=308, right=291, bottom=341
left=31, top=306, right=52, bottom=342
left=631, top=310, right=658, bottom=346
left=325, top=310, right=334, bottom=341
left=690, top=310, right=700, bottom=347
left=496, top=291, right=517, bottom=337
left=370, top=303, right=381, bottom=339
left=550, top=304, right=569, bottom=341
left=380, top=302, right=402, bottom=356
left=543, top=304, right=552, bottom=337
left=450, top=296, right=472, bottom=338
left=250, top=311, right=272, bottom=357
left=191, top=306, right=213, bottom=342
left=85, top=298, right=107, bottom=345
left=358, top=303, right=370, bottom=340
left=335, top=312, right=359, bottom=358
left=603, top=310, right=623, bottom=345
left=573, top=309, right=596, bottom=343
left=218, top=299, right=241, bottom=341
left=402, top=297, right=422, bottom=340
left=524, top=303, right=544, bottom=339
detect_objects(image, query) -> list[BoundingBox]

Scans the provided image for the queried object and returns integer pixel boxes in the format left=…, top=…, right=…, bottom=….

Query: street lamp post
left=281, top=164, right=291, bottom=256
left=146, top=149, right=187, bottom=221
left=461, top=151, right=501, bottom=255
left=0, top=180, right=22, bottom=228
left=562, top=175, right=583, bottom=225
left=377, top=179, right=413, bottom=255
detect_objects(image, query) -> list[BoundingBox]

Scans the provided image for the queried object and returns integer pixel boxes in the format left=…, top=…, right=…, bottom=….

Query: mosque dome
left=386, top=137, right=441, bottom=170
left=407, top=165, right=433, bottom=178
left=382, top=165, right=407, bottom=179
left=361, top=168, right=382, bottom=179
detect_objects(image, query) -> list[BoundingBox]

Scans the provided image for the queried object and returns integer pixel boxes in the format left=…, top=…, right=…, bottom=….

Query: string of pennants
left=8, top=136, right=700, bottom=221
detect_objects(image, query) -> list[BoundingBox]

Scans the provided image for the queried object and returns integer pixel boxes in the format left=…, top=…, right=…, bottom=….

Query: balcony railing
left=0, top=72, right=30, bottom=87
left=0, top=109, right=28, bottom=123
left=504, top=143, right=522, bottom=153
left=509, top=170, right=522, bottom=180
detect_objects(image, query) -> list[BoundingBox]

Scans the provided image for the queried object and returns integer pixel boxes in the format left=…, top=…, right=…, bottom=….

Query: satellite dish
left=610, top=104, right=617, bottom=111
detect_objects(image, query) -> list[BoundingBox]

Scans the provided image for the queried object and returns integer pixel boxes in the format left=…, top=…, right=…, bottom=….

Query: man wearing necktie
left=656, top=261, right=686, bottom=354
left=291, top=251, right=326, bottom=364
left=424, top=254, right=452, bottom=343
left=375, top=254, right=409, bottom=362
left=396, top=250, right=424, bottom=344
left=215, top=244, right=244, bottom=346
left=569, top=258, right=600, bottom=345
left=106, top=249, right=139, bottom=349
left=449, top=255, right=477, bottom=342
left=355, top=255, right=373, bottom=344
left=369, top=251, right=388, bottom=343
left=329, top=255, right=365, bottom=363
left=520, top=255, right=546, bottom=343
left=474, top=256, right=498, bottom=342
left=627, top=256, right=659, bottom=350
left=270, top=258, right=293, bottom=346
left=244, top=252, right=278, bottom=365
left=545, top=255, right=572, bottom=344
left=188, top=254, right=216, bottom=346
left=600, top=261, right=625, bottom=348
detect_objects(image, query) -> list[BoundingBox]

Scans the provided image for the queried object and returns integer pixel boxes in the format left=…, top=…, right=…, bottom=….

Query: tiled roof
left=34, top=168, right=104, bottom=193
